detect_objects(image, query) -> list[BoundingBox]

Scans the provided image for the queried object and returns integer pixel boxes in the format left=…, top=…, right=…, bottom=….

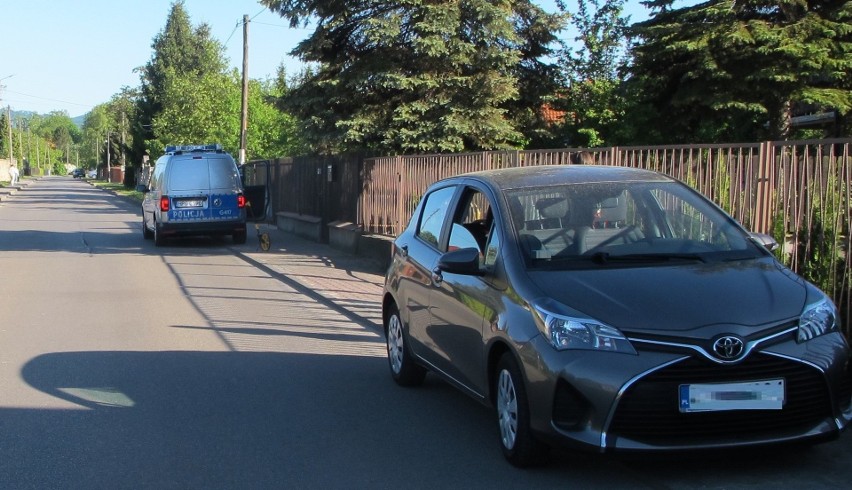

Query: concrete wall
left=0, top=158, right=18, bottom=181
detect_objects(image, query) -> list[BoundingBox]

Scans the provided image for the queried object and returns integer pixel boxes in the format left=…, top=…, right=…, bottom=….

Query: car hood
left=525, top=258, right=807, bottom=332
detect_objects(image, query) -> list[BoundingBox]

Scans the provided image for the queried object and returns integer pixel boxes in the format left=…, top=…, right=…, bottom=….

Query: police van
left=140, top=144, right=247, bottom=246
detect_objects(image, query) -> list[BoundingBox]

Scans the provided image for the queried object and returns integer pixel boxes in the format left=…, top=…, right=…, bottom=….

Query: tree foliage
left=132, top=1, right=305, bottom=163
left=81, top=89, right=136, bottom=174
left=625, top=0, right=852, bottom=143
left=498, top=1, right=565, bottom=149
left=263, top=0, right=560, bottom=154
left=0, top=112, right=8, bottom=157
left=2, top=111, right=81, bottom=176
left=136, top=0, right=228, bottom=158
left=554, top=0, right=630, bottom=147
left=152, top=68, right=303, bottom=159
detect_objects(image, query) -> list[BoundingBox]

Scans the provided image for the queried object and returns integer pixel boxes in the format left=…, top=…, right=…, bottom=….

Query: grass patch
left=92, top=181, right=144, bottom=202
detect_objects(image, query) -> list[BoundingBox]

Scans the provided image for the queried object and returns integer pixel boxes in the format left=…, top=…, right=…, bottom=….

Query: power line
left=251, top=21, right=297, bottom=29
left=4, top=89, right=93, bottom=108
left=250, top=6, right=267, bottom=21
left=225, top=7, right=275, bottom=47
left=224, top=20, right=241, bottom=46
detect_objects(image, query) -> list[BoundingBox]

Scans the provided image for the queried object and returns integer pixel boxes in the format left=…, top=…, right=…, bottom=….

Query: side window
left=417, top=186, right=456, bottom=248
left=209, top=157, right=241, bottom=188
left=151, top=159, right=167, bottom=191
left=449, top=188, right=493, bottom=254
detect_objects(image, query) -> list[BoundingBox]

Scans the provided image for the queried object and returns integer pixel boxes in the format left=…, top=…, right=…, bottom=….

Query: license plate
left=175, top=199, right=205, bottom=208
left=679, top=379, right=784, bottom=412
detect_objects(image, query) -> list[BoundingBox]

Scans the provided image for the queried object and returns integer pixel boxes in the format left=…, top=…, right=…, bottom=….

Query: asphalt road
left=0, top=177, right=850, bottom=489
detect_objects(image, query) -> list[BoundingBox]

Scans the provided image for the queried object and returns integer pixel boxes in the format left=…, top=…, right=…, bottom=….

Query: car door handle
left=431, top=267, right=443, bottom=285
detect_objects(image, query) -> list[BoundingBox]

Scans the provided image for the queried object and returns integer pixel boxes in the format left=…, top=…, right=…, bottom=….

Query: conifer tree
left=264, top=0, right=560, bottom=154
left=136, top=0, right=227, bottom=155
left=626, top=0, right=852, bottom=142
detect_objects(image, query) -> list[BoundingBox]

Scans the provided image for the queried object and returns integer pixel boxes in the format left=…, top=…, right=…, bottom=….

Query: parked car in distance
left=139, top=144, right=247, bottom=246
left=382, top=165, right=852, bottom=467
left=71, top=168, right=86, bottom=178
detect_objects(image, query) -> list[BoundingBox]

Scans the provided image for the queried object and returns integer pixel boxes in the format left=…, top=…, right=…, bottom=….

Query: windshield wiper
left=586, top=251, right=706, bottom=264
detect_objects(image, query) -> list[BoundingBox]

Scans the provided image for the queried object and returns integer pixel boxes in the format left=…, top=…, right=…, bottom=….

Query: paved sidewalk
left=235, top=223, right=389, bottom=333
left=0, top=178, right=35, bottom=201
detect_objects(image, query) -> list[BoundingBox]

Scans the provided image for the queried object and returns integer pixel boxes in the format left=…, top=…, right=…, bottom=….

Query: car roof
left=456, top=165, right=675, bottom=191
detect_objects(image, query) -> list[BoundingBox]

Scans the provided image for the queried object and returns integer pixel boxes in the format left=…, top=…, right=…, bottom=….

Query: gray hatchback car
left=382, top=165, right=852, bottom=467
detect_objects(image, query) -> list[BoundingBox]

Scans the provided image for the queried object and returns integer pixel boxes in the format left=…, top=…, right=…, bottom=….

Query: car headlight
left=535, top=308, right=636, bottom=354
left=797, top=297, right=839, bottom=343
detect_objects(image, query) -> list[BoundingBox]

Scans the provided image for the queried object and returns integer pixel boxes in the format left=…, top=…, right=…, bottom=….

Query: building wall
left=0, top=158, right=18, bottom=182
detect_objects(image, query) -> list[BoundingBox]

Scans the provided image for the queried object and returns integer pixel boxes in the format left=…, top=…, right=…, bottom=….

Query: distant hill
left=10, top=109, right=36, bottom=120
left=10, top=109, right=87, bottom=128
left=11, top=111, right=88, bottom=128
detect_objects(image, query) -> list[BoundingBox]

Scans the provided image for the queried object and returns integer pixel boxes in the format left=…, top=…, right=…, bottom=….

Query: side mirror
left=749, top=232, right=779, bottom=252
left=437, top=247, right=485, bottom=276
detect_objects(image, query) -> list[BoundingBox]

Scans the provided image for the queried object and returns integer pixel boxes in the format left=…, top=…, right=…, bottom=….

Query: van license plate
left=176, top=199, right=204, bottom=208
left=679, top=379, right=784, bottom=412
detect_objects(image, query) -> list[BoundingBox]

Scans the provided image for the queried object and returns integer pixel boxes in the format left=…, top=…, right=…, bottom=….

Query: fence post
left=754, top=141, right=775, bottom=234
left=395, top=156, right=403, bottom=237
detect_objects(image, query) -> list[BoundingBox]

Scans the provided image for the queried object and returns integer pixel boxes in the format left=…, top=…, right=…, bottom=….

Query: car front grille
left=839, top=357, right=852, bottom=410
left=607, top=353, right=834, bottom=446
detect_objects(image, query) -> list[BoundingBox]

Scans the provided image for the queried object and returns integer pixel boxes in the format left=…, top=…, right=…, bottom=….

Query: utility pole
left=239, top=14, right=249, bottom=165
left=6, top=105, right=12, bottom=163
left=105, top=133, right=111, bottom=183
left=0, top=76, right=13, bottom=164
left=26, top=121, right=31, bottom=171
left=17, top=119, right=23, bottom=163
left=120, top=111, right=126, bottom=176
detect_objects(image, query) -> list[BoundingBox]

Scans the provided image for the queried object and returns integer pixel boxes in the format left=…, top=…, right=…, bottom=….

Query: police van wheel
left=142, top=218, right=153, bottom=239
left=233, top=230, right=247, bottom=245
left=154, top=224, right=165, bottom=246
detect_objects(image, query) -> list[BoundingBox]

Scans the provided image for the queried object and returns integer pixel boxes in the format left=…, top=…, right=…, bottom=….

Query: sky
left=0, top=0, right=674, bottom=119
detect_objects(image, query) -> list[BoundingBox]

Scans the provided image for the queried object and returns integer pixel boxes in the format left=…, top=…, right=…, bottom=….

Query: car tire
left=496, top=353, right=548, bottom=467
left=385, top=304, right=426, bottom=386
left=233, top=229, right=247, bottom=244
left=142, top=217, right=153, bottom=239
left=154, top=222, right=165, bottom=247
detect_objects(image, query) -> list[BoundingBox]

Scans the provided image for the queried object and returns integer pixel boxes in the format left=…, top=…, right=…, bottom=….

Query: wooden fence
left=243, top=154, right=363, bottom=240
left=245, top=138, right=852, bottom=334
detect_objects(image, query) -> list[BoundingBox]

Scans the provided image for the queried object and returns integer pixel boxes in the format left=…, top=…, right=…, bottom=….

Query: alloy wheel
left=497, top=368, right=519, bottom=450
left=387, top=314, right=404, bottom=374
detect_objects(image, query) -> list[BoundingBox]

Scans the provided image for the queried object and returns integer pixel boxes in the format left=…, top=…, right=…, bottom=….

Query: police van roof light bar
left=164, top=144, right=223, bottom=153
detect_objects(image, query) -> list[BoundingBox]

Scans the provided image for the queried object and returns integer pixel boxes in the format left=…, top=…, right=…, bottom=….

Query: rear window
left=168, top=156, right=239, bottom=191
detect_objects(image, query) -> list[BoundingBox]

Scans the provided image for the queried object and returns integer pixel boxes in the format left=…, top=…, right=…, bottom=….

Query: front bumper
left=521, top=332, right=852, bottom=453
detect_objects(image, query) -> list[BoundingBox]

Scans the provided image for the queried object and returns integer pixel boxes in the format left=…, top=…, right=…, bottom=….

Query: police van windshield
left=169, top=157, right=239, bottom=191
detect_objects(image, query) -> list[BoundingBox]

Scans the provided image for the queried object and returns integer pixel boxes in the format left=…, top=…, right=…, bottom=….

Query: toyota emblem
left=713, top=336, right=745, bottom=360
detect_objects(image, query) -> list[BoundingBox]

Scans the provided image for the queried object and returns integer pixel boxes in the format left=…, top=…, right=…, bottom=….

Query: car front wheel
left=496, top=353, right=548, bottom=467
left=385, top=304, right=426, bottom=386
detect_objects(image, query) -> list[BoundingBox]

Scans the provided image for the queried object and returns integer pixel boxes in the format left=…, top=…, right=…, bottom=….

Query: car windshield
left=506, top=181, right=764, bottom=268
